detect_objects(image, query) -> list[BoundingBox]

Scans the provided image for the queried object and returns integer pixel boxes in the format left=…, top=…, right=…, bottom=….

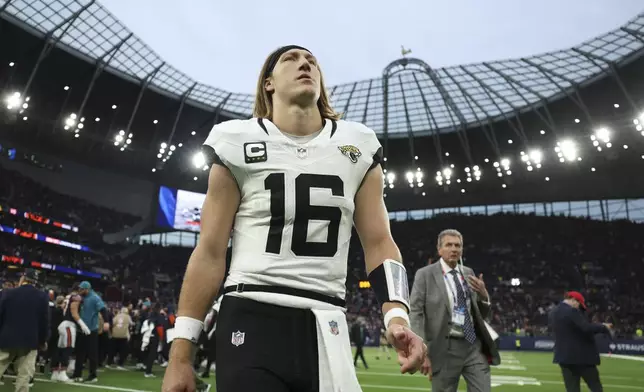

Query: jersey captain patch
left=338, top=145, right=361, bottom=163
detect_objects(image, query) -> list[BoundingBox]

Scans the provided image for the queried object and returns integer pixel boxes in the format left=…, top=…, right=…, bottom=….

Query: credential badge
left=338, top=145, right=362, bottom=163
left=329, top=320, right=339, bottom=336
left=231, top=330, right=245, bottom=346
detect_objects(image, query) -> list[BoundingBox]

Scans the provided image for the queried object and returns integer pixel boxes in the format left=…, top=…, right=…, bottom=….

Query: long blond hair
left=253, top=48, right=341, bottom=121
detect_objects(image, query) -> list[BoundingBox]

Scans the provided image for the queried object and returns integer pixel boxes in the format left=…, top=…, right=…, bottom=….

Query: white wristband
left=384, top=307, right=410, bottom=328
left=172, top=316, right=204, bottom=344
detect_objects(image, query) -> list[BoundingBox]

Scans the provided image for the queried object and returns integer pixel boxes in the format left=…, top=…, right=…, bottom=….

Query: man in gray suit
left=410, top=229, right=500, bottom=392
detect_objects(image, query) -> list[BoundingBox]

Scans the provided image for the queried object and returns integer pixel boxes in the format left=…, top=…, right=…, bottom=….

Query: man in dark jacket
left=0, top=270, right=50, bottom=392
left=550, top=291, right=612, bottom=392
left=351, top=317, right=369, bottom=369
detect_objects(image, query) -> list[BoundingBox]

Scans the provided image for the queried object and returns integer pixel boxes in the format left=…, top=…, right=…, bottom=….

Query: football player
left=163, top=45, right=427, bottom=392
left=54, top=285, right=87, bottom=382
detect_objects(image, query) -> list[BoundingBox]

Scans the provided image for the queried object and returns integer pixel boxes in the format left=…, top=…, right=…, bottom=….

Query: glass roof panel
left=2, top=1, right=642, bottom=136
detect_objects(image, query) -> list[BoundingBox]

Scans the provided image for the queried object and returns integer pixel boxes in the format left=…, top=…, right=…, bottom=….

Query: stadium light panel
left=445, top=152, right=450, bottom=157
left=192, top=151, right=206, bottom=169
left=178, top=143, right=183, bottom=147
left=545, top=177, right=550, bottom=181
left=95, top=117, right=100, bottom=122
left=508, top=139, right=513, bottom=144
left=405, top=171, right=414, bottom=183
left=74, top=134, right=79, bottom=138
left=157, top=154, right=162, bottom=159
left=170, top=145, right=176, bottom=151
left=414, top=155, right=418, bottom=160
left=461, top=189, right=465, bottom=193
left=422, top=192, right=426, bottom=196
left=614, top=103, right=620, bottom=108
left=558, top=140, right=578, bottom=162
left=9, top=62, right=14, bottom=67
left=152, top=168, right=156, bottom=172
left=112, top=105, right=117, bottom=109
left=5, top=92, right=21, bottom=110
left=22, top=116, right=27, bottom=121
left=623, top=145, right=629, bottom=149
left=64, top=86, right=70, bottom=91
left=540, top=130, right=545, bottom=135
left=22, top=103, right=28, bottom=109
left=591, top=167, right=596, bottom=172
left=194, top=177, right=198, bottom=181
left=574, top=118, right=580, bottom=123
left=77, top=123, right=84, bottom=129
left=502, top=184, right=507, bottom=188
left=160, top=142, right=168, bottom=149
left=191, top=131, right=196, bottom=136
left=153, top=120, right=158, bottom=124
left=442, top=168, right=452, bottom=178
left=595, top=128, right=610, bottom=143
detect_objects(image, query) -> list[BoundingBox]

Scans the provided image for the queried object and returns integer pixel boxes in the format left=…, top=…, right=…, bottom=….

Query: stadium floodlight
left=557, top=140, right=578, bottom=162
left=178, top=143, right=183, bottom=147
left=153, top=120, right=158, bottom=124
left=445, top=152, right=450, bottom=157
left=170, top=145, right=176, bottom=151
left=191, top=131, right=196, bottom=136
left=160, top=142, right=167, bottom=149
left=95, top=117, right=100, bottom=122
left=22, top=116, right=27, bottom=121
left=5, top=92, right=21, bottom=110
left=511, top=278, right=521, bottom=287
left=595, top=127, right=611, bottom=144
left=9, top=62, right=14, bottom=67
left=442, top=168, right=452, bottom=178
left=614, top=103, right=620, bottom=108
left=64, top=86, right=70, bottom=91
left=574, top=118, right=580, bottom=124
left=529, top=150, right=542, bottom=164
left=112, top=105, right=117, bottom=109
left=192, top=151, right=206, bottom=169
left=540, top=130, right=546, bottom=135
left=64, top=113, right=77, bottom=128
left=77, top=123, right=84, bottom=129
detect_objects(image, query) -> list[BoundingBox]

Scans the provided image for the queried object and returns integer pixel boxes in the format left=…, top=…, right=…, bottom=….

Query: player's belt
left=223, top=284, right=346, bottom=307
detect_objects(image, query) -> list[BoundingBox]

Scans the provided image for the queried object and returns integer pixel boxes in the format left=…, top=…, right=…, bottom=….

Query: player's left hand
left=467, top=273, right=489, bottom=301
left=386, top=324, right=427, bottom=374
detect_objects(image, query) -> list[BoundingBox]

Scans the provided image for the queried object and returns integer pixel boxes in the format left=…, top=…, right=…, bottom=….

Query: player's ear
left=264, top=77, right=275, bottom=93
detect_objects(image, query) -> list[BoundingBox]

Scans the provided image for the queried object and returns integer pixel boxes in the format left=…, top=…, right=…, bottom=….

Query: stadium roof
left=1, top=0, right=643, bottom=137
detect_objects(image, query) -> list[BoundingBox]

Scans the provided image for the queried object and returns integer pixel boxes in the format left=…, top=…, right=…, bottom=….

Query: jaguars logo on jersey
left=338, top=145, right=361, bottom=164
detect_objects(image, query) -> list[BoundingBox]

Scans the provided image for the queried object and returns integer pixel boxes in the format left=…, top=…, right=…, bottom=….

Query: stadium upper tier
left=1, top=0, right=643, bottom=137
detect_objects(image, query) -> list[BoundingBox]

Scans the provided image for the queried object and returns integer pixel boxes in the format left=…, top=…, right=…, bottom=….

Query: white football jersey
left=203, top=118, right=382, bottom=304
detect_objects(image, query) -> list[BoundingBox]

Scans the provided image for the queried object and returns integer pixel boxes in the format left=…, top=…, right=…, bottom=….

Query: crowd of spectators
left=1, top=163, right=644, bottom=344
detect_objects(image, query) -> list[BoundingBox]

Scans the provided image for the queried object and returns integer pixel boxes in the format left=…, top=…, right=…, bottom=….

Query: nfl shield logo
left=231, top=330, right=245, bottom=346
left=296, top=147, right=308, bottom=159
left=329, top=320, right=339, bottom=336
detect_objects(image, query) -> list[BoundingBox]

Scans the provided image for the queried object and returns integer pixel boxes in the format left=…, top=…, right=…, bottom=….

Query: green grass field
left=2, top=349, right=643, bottom=391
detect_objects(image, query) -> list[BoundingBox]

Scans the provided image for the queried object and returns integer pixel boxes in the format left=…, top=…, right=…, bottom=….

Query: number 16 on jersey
left=264, top=173, right=344, bottom=258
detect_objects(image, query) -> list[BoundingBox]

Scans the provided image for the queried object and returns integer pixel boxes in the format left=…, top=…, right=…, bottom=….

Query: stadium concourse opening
left=0, top=1, right=644, bottom=391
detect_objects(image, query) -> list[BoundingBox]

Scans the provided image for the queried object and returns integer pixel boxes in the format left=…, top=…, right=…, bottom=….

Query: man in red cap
left=549, top=291, right=613, bottom=392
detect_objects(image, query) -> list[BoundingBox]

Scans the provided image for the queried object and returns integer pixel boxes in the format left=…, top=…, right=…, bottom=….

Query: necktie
left=450, top=269, right=477, bottom=344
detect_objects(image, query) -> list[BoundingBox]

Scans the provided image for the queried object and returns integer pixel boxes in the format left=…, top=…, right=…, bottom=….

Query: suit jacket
left=550, top=302, right=609, bottom=366
left=410, top=262, right=500, bottom=372
left=0, top=285, right=50, bottom=350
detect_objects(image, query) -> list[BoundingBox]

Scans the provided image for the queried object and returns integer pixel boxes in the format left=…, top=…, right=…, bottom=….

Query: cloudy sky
left=99, top=0, right=642, bottom=93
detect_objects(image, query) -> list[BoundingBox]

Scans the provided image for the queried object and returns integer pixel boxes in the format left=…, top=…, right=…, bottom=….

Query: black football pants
left=215, top=296, right=319, bottom=392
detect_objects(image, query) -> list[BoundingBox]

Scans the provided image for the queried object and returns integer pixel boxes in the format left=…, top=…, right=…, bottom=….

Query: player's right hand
left=80, top=324, right=91, bottom=335
left=162, top=360, right=196, bottom=392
